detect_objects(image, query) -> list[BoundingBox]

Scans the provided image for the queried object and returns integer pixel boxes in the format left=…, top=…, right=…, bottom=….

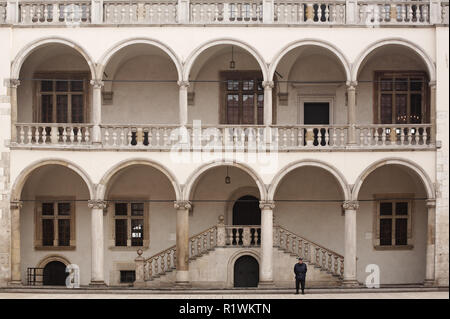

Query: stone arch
left=226, top=249, right=260, bottom=288
left=37, top=255, right=71, bottom=268
left=268, top=39, right=352, bottom=83
left=268, top=159, right=351, bottom=201
left=352, top=157, right=435, bottom=201
left=224, top=186, right=261, bottom=225
left=11, top=158, right=95, bottom=201
left=97, top=37, right=183, bottom=82
left=96, top=158, right=182, bottom=200
left=11, top=36, right=97, bottom=80
left=183, top=160, right=267, bottom=201
left=183, top=38, right=269, bottom=81
left=352, top=38, right=436, bottom=82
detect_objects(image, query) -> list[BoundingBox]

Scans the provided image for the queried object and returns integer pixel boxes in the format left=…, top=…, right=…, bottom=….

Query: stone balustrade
left=12, top=123, right=434, bottom=150
left=1, top=0, right=447, bottom=25
left=220, top=225, right=261, bottom=246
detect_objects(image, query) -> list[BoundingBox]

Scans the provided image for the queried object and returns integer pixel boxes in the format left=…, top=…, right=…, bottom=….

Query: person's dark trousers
left=295, top=278, right=306, bottom=294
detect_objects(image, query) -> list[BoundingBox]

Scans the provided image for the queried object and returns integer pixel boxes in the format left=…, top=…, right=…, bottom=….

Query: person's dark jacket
left=294, top=263, right=308, bottom=280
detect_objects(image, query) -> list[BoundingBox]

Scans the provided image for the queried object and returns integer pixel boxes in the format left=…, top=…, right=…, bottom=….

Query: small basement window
left=120, top=270, right=136, bottom=284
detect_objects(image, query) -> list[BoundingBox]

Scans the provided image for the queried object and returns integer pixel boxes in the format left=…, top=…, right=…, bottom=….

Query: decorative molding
left=5, top=79, right=21, bottom=88
left=262, top=81, right=274, bottom=89
left=90, top=79, right=104, bottom=89
left=10, top=201, right=23, bottom=210
left=259, top=200, right=275, bottom=210
left=177, top=81, right=190, bottom=89
left=88, top=200, right=108, bottom=210
left=174, top=200, right=192, bottom=210
left=426, top=199, right=436, bottom=208
left=342, top=200, right=359, bottom=211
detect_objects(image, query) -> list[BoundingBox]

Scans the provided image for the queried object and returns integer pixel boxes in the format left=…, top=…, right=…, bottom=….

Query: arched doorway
left=234, top=255, right=259, bottom=287
left=43, top=261, right=67, bottom=286
left=232, top=195, right=261, bottom=225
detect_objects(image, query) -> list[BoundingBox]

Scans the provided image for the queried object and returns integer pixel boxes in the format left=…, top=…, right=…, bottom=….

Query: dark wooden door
left=43, top=261, right=67, bottom=286
left=234, top=255, right=259, bottom=287
left=232, top=195, right=261, bottom=225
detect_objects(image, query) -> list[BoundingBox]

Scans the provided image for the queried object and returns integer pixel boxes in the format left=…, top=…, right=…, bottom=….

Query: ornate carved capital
left=5, top=78, right=21, bottom=88
left=342, top=200, right=359, bottom=211
left=259, top=200, right=275, bottom=210
left=10, top=201, right=23, bottom=210
left=177, top=81, right=190, bottom=89
left=426, top=199, right=436, bottom=208
left=174, top=200, right=192, bottom=210
left=262, top=81, right=274, bottom=89
left=90, top=79, right=104, bottom=89
left=88, top=200, right=108, bottom=210
left=346, top=81, right=358, bottom=88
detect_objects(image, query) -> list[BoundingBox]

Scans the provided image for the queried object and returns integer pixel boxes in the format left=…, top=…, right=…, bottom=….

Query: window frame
left=109, top=197, right=150, bottom=250
left=34, top=196, right=76, bottom=250
left=373, top=71, right=429, bottom=125
left=33, top=71, right=90, bottom=124
left=373, top=193, right=414, bottom=250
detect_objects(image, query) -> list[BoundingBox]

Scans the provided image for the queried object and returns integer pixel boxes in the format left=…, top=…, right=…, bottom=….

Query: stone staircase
left=135, top=222, right=343, bottom=288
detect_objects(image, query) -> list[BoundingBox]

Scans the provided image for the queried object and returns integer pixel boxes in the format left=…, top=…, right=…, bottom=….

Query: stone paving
left=0, top=291, right=447, bottom=299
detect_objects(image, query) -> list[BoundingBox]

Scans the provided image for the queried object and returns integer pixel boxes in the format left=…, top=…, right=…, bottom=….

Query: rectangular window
left=375, top=72, right=428, bottom=124
left=37, top=200, right=74, bottom=248
left=35, top=73, right=89, bottom=124
left=120, top=270, right=136, bottom=283
left=113, top=202, right=148, bottom=248
left=377, top=199, right=411, bottom=248
left=115, top=219, right=128, bottom=247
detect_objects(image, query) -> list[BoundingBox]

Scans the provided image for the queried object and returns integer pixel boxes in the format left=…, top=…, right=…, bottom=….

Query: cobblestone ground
left=0, top=291, right=447, bottom=299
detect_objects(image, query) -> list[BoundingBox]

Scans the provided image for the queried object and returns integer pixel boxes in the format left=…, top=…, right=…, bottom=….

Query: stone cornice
left=174, top=200, right=192, bottom=210
left=342, top=200, right=359, bottom=210
left=88, top=200, right=108, bottom=210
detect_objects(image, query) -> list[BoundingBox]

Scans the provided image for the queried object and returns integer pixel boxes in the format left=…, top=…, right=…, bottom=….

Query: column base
left=424, top=279, right=436, bottom=287
left=342, top=279, right=360, bottom=287
left=258, top=281, right=275, bottom=289
left=89, top=280, right=107, bottom=287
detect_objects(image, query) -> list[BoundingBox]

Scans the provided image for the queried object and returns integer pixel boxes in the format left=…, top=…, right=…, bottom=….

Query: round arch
left=183, top=160, right=267, bottom=201
left=37, top=255, right=71, bottom=268
left=352, top=158, right=435, bottom=201
left=183, top=38, right=269, bottom=81
left=226, top=249, right=260, bottom=288
left=97, top=38, right=183, bottom=82
left=268, top=39, right=352, bottom=83
left=268, top=159, right=351, bottom=201
left=96, top=158, right=182, bottom=200
left=11, top=36, right=97, bottom=80
left=352, top=38, right=436, bottom=82
left=11, top=158, right=95, bottom=201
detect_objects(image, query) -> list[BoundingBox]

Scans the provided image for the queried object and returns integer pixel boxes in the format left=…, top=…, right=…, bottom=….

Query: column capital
left=429, top=81, right=436, bottom=88
left=262, top=81, right=274, bottom=89
left=342, top=200, right=359, bottom=210
left=259, top=200, right=275, bottom=210
left=88, top=200, right=108, bottom=210
left=5, top=78, right=21, bottom=88
left=426, top=199, right=436, bottom=208
left=10, top=201, right=23, bottom=210
left=174, top=200, right=192, bottom=210
left=177, top=81, right=190, bottom=88
left=90, top=79, right=104, bottom=89
left=346, top=81, right=358, bottom=89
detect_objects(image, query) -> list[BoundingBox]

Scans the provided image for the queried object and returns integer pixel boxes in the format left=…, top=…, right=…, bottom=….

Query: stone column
left=424, top=199, right=436, bottom=286
left=6, top=79, right=20, bottom=144
left=178, top=81, right=189, bottom=126
left=430, top=82, right=436, bottom=144
left=342, top=200, right=359, bottom=286
left=9, top=200, right=23, bottom=285
left=263, top=81, right=274, bottom=126
left=88, top=200, right=107, bottom=286
left=90, top=80, right=104, bottom=144
left=259, top=201, right=275, bottom=287
left=429, top=0, right=442, bottom=24
left=174, top=200, right=191, bottom=285
left=347, top=82, right=357, bottom=145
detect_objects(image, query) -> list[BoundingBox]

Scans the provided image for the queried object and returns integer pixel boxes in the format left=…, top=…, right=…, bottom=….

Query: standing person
left=294, top=257, right=307, bottom=295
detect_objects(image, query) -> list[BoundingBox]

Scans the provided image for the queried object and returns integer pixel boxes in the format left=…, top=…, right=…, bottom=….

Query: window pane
left=410, top=94, right=422, bottom=123
left=395, top=94, right=407, bottom=124
left=41, top=80, right=53, bottom=92
left=42, top=203, right=54, bottom=216
left=395, top=78, right=408, bottom=91
left=115, top=203, right=127, bottom=216
left=42, top=219, right=54, bottom=246
left=56, top=80, right=68, bottom=92
left=131, top=219, right=144, bottom=246
left=120, top=271, right=135, bottom=283
left=227, top=80, right=239, bottom=91
left=115, top=219, right=127, bottom=246
left=380, top=219, right=392, bottom=246
left=243, top=80, right=254, bottom=91
left=56, top=95, right=68, bottom=123
left=410, top=78, right=423, bottom=91
left=131, top=203, right=144, bottom=216
left=58, top=202, right=71, bottom=216
left=380, top=202, right=393, bottom=216
left=380, top=94, right=392, bottom=124
left=396, top=202, right=408, bottom=215
left=71, top=95, right=84, bottom=123
left=380, top=78, right=393, bottom=91
left=257, top=94, right=264, bottom=125
left=70, top=80, right=84, bottom=92
left=395, top=218, right=407, bottom=245
left=242, top=94, right=254, bottom=125
left=41, top=95, right=53, bottom=123
left=58, top=219, right=71, bottom=246
left=227, top=94, right=240, bottom=124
